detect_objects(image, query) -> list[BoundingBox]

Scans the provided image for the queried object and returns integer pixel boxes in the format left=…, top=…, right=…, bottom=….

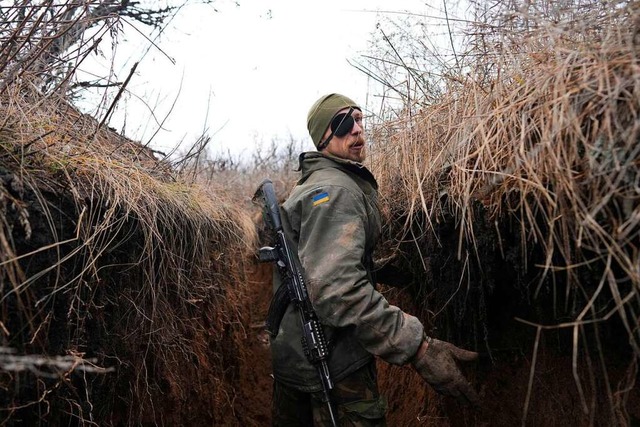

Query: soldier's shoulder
left=303, top=167, right=361, bottom=192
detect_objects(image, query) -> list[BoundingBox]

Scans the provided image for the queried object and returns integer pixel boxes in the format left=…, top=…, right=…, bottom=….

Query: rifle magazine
left=265, top=282, right=291, bottom=337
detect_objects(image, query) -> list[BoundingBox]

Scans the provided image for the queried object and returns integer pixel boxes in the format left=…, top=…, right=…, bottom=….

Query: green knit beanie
left=307, top=93, right=361, bottom=148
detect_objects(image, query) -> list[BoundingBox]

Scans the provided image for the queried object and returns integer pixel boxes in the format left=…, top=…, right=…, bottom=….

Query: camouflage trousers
left=271, top=361, right=387, bottom=426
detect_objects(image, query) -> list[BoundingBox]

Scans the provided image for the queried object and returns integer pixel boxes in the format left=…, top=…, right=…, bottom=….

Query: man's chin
left=350, top=152, right=366, bottom=163
left=332, top=146, right=366, bottom=163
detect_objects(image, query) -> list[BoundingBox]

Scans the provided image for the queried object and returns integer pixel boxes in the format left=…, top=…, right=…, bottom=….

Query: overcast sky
left=78, top=0, right=459, bottom=159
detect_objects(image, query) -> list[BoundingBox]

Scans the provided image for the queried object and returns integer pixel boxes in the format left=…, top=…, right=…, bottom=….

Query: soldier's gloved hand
left=411, top=336, right=480, bottom=406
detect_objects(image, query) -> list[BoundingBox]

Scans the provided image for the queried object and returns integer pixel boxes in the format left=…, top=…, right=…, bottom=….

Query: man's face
left=323, top=108, right=366, bottom=163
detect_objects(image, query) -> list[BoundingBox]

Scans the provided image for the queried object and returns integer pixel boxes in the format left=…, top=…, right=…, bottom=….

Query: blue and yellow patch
left=312, top=192, right=330, bottom=206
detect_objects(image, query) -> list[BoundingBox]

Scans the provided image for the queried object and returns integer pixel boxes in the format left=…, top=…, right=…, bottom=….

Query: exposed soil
left=2, top=170, right=638, bottom=426
left=231, top=260, right=274, bottom=426
left=231, top=255, right=640, bottom=427
left=237, top=268, right=640, bottom=427
left=232, top=196, right=639, bottom=426
left=372, top=200, right=640, bottom=426
left=0, top=170, right=252, bottom=426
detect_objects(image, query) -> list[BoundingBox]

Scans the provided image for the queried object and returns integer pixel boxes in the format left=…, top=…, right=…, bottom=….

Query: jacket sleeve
left=294, top=184, right=423, bottom=365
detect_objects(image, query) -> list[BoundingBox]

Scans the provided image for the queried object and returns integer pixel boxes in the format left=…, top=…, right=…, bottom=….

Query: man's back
left=271, top=152, right=383, bottom=392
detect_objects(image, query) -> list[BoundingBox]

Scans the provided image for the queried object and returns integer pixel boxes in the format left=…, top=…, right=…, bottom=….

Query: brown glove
left=411, top=336, right=480, bottom=406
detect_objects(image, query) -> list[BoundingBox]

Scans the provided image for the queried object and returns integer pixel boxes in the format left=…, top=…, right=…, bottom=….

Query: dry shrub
left=0, top=85, right=257, bottom=425
left=0, top=3, right=295, bottom=424
left=0, top=3, right=265, bottom=424
left=368, top=0, right=640, bottom=425
left=178, top=135, right=307, bottom=208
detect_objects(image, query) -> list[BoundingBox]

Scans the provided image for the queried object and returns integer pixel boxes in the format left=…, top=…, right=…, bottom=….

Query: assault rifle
left=253, top=179, right=337, bottom=427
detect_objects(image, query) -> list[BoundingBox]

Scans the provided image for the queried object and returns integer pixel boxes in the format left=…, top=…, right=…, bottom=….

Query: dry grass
left=373, top=0, right=639, bottom=345
left=368, top=0, right=639, bottom=423
left=0, top=3, right=259, bottom=424
left=179, top=135, right=307, bottom=205
left=0, top=82, right=258, bottom=424
left=3, top=0, right=639, bottom=424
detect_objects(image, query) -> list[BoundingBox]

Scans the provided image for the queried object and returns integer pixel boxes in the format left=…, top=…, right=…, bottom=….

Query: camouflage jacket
left=270, top=151, right=424, bottom=392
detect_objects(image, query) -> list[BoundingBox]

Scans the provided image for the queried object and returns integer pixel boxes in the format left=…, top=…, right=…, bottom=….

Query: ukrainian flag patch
left=312, top=191, right=330, bottom=206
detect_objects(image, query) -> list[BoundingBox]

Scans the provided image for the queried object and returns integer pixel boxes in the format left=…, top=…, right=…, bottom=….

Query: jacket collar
left=297, top=151, right=378, bottom=189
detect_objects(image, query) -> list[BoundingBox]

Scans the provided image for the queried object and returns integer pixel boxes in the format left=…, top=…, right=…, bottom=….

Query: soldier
left=270, top=93, right=479, bottom=426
